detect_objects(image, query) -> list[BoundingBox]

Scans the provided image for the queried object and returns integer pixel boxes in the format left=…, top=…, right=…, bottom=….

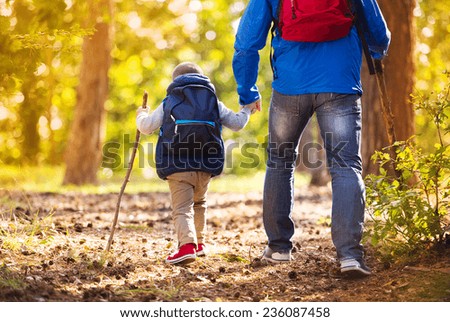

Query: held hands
left=242, top=99, right=261, bottom=114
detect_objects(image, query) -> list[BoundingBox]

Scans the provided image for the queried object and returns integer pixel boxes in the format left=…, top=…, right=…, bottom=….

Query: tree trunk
left=63, top=0, right=112, bottom=185
left=361, top=0, right=416, bottom=175
left=20, top=77, right=41, bottom=164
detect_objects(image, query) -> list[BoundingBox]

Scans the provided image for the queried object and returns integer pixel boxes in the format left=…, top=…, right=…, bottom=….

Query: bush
left=365, top=76, right=450, bottom=261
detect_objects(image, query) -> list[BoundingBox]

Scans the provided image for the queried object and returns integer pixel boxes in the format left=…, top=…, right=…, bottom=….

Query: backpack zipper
left=170, top=114, right=178, bottom=134
left=173, top=119, right=216, bottom=134
left=290, top=0, right=297, bottom=19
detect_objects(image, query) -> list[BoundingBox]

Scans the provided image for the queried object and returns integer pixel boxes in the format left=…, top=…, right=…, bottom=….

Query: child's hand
left=243, top=99, right=261, bottom=114
left=136, top=106, right=148, bottom=116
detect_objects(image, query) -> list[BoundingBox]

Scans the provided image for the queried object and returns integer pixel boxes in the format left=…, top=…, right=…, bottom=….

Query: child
left=136, top=62, right=253, bottom=264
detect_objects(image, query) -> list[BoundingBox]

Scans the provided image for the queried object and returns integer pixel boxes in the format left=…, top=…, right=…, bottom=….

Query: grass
left=119, top=284, right=181, bottom=299
left=419, top=273, right=450, bottom=301
left=0, top=265, right=25, bottom=290
left=219, top=253, right=249, bottom=263
left=0, top=211, right=55, bottom=252
left=0, top=165, right=310, bottom=194
left=121, top=224, right=153, bottom=233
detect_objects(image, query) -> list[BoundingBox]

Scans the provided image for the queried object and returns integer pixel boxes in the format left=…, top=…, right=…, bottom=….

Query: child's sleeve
left=136, top=103, right=164, bottom=134
left=218, top=101, right=251, bottom=132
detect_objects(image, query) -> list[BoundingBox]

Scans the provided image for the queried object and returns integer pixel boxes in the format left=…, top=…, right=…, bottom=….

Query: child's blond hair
left=172, top=62, right=204, bottom=80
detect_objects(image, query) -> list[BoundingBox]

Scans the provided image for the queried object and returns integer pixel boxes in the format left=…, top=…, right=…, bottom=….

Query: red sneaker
left=196, top=243, right=206, bottom=257
left=166, top=243, right=196, bottom=264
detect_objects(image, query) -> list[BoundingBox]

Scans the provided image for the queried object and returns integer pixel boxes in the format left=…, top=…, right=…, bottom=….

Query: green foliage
left=106, top=0, right=269, bottom=174
left=365, top=77, right=450, bottom=261
left=0, top=0, right=90, bottom=164
left=2, top=0, right=449, bottom=179
left=415, top=0, right=450, bottom=93
left=0, top=0, right=271, bottom=174
left=414, top=0, right=450, bottom=152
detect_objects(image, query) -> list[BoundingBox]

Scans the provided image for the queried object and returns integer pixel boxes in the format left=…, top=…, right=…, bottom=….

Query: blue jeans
left=263, top=90, right=365, bottom=261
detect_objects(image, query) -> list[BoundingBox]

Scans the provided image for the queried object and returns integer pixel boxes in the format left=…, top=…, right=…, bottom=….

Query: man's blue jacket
left=232, top=0, right=391, bottom=105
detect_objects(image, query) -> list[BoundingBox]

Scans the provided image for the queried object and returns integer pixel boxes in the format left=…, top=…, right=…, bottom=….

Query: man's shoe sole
left=341, top=266, right=371, bottom=278
left=262, top=256, right=291, bottom=264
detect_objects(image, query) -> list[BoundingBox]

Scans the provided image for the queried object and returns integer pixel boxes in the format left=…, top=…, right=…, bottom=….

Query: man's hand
left=244, top=99, right=261, bottom=114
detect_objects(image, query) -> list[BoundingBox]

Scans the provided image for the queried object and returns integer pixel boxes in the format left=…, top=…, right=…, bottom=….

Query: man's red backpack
left=277, top=0, right=354, bottom=42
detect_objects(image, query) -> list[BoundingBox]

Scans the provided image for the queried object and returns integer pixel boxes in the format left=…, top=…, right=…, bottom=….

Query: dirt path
left=0, top=188, right=449, bottom=302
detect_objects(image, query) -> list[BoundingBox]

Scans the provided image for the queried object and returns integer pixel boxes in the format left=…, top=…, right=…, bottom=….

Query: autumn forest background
left=0, top=0, right=449, bottom=303
left=0, top=0, right=449, bottom=185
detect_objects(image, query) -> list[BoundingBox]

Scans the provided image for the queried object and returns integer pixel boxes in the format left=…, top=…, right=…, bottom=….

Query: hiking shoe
left=340, top=258, right=372, bottom=278
left=196, top=243, right=206, bottom=257
left=166, top=243, right=196, bottom=265
left=261, top=246, right=292, bottom=263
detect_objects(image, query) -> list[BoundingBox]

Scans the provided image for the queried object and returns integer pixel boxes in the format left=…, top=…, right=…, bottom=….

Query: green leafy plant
left=365, top=76, right=450, bottom=261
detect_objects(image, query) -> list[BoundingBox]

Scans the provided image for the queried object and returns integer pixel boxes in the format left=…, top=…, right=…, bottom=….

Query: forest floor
left=0, top=187, right=449, bottom=302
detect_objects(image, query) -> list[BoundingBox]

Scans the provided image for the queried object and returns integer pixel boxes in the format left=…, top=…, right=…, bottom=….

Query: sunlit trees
left=361, top=0, right=416, bottom=174
left=0, top=0, right=88, bottom=165
left=63, top=0, right=113, bottom=185
left=0, top=0, right=449, bottom=184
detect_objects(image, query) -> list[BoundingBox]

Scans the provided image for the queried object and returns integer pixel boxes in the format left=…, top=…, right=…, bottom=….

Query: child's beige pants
left=167, top=171, right=212, bottom=247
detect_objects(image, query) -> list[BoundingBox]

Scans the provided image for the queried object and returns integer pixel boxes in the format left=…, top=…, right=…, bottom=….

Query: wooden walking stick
left=373, top=60, right=403, bottom=179
left=106, top=91, right=148, bottom=252
left=352, top=1, right=402, bottom=179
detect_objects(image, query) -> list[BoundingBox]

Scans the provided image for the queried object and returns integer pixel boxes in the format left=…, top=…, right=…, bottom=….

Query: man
left=232, top=0, right=390, bottom=277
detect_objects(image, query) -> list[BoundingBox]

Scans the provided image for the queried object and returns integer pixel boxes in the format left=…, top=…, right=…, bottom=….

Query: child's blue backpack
left=155, top=74, right=224, bottom=179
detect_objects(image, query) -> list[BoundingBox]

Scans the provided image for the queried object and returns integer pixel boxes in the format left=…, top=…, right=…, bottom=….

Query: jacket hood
left=167, top=73, right=216, bottom=95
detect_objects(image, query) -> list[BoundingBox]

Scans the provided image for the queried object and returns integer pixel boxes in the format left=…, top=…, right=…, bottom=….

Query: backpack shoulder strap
left=182, top=83, right=220, bottom=113
left=348, top=0, right=375, bottom=75
left=270, top=1, right=284, bottom=78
